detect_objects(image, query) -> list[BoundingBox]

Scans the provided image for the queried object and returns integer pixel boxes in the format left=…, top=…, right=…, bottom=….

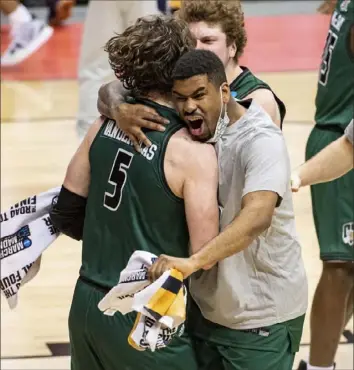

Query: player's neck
left=225, top=61, right=243, bottom=85
left=226, top=98, right=247, bottom=126
left=144, top=92, right=175, bottom=109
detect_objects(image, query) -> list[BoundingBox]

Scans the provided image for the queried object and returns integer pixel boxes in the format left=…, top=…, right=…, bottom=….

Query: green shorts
left=69, top=278, right=198, bottom=370
left=306, top=125, right=354, bottom=261
left=189, top=301, right=305, bottom=370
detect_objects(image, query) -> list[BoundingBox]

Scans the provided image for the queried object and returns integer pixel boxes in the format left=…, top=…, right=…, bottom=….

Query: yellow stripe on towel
left=166, top=285, right=185, bottom=321
left=144, top=269, right=183, bottom=321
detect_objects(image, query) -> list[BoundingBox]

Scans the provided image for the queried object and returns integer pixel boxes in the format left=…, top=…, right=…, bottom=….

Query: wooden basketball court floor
left=1, top=12, right=353, bottom=370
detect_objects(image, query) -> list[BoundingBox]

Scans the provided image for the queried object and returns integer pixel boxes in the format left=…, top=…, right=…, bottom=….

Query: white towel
left=0, top=187, right=61, bottom=308
left=98, top=250, right=187, bottom=352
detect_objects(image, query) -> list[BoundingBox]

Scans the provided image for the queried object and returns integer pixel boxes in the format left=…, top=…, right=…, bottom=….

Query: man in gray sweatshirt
left=149, top=49, right=308, bottom=370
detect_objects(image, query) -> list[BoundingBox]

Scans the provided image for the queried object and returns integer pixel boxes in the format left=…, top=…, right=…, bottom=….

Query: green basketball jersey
left=315, top=0, right=354, bottom=129
left=80, top=99, right=190, bottom=288
left=229, top=67, right=286, bottom=127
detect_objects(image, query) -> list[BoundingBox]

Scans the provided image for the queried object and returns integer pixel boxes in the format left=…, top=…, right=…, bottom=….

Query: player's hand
left=113, top=103, right=169, bottom=152
left=290, top=171, right=302, bottom=192
left=148, top=255, right=199, bottom=282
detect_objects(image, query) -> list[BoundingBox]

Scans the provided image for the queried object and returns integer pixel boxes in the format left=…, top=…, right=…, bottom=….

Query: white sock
left=307, top=363, right=335, bottom=370
left=8, top=4, right=32, bottom=27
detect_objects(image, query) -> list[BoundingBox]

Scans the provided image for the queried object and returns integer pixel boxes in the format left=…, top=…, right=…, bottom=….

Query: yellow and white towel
left=98, top=250, right=187, bottom=352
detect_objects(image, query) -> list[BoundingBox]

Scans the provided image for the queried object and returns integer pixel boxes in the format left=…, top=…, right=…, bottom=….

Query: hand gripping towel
left=0, top=187, right=61, bottom=308
left=98, top=250, right=187, bottom=352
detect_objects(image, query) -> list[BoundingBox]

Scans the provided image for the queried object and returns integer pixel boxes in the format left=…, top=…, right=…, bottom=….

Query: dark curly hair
left=105, top=15, right=196, bottom=97
left=178, top=0, right=247, bottom=63
left=172, top=50, right=227, bottom=87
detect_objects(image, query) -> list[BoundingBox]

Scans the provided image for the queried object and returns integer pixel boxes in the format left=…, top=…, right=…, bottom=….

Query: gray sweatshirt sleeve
left=344, top=119, right=354, bottom=145
left=241, top=132, right=290, bottom=202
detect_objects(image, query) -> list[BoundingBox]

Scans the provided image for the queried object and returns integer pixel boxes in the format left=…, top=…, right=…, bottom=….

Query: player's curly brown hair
left=105, top=15, right=196, bottom=97
left=178, top=0, right=247, bottom=63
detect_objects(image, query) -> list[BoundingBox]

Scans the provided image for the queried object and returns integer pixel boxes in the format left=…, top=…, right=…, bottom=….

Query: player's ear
left=228, top=41, right=236, bottom=59
left=221, top=82, right=230, bottom=104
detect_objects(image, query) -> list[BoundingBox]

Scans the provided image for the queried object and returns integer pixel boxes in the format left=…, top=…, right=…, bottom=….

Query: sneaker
left=297, top=360, right=307, bottom=370
left=1, top=18, right=53, bottom=66
left=48, top=0, right=75, bottom=27
left=297, top=360, right=336, bottom=370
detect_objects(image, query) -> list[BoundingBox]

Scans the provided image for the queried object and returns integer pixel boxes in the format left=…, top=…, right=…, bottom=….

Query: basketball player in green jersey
left=96, top=0, right=286, bottom=150
left=50, top=16, right=220, bottom=370
left=298, top=1, right=354, bottom=369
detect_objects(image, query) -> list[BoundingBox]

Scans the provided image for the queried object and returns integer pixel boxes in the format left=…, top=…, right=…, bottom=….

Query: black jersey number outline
left=104, top=149, right=133, bottom=211
left=319, top=30, right=338, bottom=86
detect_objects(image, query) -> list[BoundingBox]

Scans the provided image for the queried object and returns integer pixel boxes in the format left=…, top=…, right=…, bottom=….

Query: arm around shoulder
left=186, top=137, right=283, bottom=271
left=97, top=80, right=128, bottom=119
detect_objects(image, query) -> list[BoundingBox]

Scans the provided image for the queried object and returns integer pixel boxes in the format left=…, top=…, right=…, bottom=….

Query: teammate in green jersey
left=96, top=0, right=286, bottom=148
left=298, top=1, right=354, bottom=369
left=50, top=15, right=220, bottom=370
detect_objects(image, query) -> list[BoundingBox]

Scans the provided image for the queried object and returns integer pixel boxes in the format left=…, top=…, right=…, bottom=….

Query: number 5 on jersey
left=319, top=30, right=338, bottom=86
left=104, top=149, right=134, bottom=211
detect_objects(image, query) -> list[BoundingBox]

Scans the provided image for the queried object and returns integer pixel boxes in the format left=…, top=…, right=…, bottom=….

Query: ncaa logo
left=342, top=222, right=353, bottom=246
left=17, top=225, right=32, bottom=248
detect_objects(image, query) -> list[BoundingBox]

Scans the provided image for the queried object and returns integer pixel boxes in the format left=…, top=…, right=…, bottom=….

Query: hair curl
left=105, top=15, right=196, bottom=96
left=178, top=0, right=247, bottom=63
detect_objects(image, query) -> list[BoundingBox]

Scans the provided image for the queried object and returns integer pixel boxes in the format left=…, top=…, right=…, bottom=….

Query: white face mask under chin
left=207, top=88, right=230, bottom=144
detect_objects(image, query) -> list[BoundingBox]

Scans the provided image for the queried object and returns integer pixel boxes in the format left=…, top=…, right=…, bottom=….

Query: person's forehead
left=173, top=75, right=210, bottom=93
left=188, top=21, right=225, bottom=38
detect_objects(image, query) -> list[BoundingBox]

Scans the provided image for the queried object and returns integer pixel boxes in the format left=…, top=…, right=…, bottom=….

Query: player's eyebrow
left=172, top=87, right=206, bottom=98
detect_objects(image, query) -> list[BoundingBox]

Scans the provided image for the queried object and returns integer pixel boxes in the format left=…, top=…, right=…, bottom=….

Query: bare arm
left=149, top=135, right=219, bottom=280
left=97, top=80, right=169, bottom=151
left=50, top=118, right=103, bottom=240
left=149, top=190, right=278, bottom=280
left=149, top=131, right=289, bottom=279
left=246, top=89, right=281, bottom=127
left=165, top=134, right=219, bottom=252
left=63, top=118, right=103, bottom=197
left=189, top=191, right=277, bottom=270
left=292, top=134, right=353, bottom=190
left=182, top=142, right=219, bottom=254
left=189, top=132, right=286, bottom=269
left=97, top=81, right=127, bottom=120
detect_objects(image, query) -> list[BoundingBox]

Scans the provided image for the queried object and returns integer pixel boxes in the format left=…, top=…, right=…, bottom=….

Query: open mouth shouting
left=185, top=116, right=204, bottom=137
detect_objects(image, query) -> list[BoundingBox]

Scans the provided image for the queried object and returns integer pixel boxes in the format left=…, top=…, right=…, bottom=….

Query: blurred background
left=1, top=1, right=353, bottom=369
